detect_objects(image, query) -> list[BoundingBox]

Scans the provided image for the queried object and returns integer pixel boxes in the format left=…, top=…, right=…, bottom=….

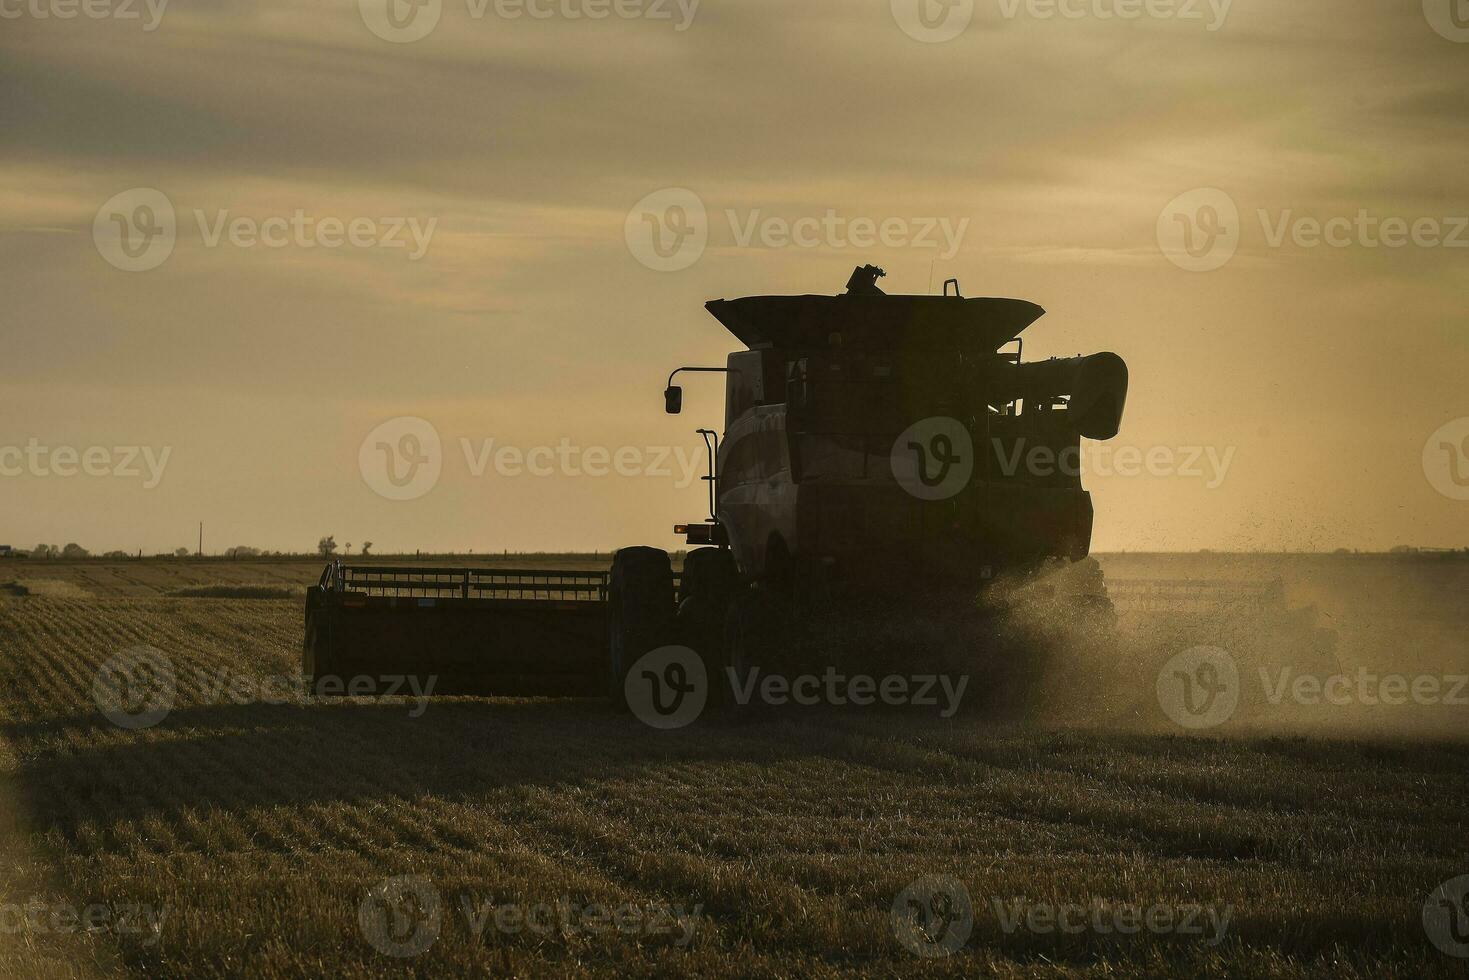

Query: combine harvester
left=304, top=266, right=1130, bottom=701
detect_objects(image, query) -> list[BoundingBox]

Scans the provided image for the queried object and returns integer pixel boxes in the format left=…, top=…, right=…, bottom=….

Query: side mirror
left=664, top=385, right=683, bottom=414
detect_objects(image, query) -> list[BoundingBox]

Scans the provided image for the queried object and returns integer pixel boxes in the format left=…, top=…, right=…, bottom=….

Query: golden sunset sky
left=1, top=0, right=1465, bottom=554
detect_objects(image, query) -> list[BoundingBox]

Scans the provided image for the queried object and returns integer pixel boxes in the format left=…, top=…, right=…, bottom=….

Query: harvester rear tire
left=607, top=547, right=675, bottom=709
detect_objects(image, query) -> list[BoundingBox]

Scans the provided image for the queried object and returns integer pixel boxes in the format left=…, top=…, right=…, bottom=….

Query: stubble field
left=0, top=554, right=1465, bottom=978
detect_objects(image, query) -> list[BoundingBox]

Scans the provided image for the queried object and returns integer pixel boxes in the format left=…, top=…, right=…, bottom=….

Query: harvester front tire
left=607, top=547, right=675, bottom=709
left=678, top=547, right=739, bottom=606
left=676, top=547, right=739, bottom=686
left=722, top=590, right=782, bottom=710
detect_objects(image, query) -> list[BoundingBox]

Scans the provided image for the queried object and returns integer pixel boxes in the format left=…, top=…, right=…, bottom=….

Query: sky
left=1, top=0, right=1466, bottom=555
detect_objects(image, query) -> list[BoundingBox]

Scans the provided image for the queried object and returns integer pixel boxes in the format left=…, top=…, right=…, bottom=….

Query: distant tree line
left=316, top=537, right=372, bottom=557
left=28, top=544, right=90, bottom=559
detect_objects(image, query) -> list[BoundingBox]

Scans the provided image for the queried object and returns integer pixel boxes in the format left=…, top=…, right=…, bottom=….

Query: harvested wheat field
left=0, top=555, right=1465, bottom=978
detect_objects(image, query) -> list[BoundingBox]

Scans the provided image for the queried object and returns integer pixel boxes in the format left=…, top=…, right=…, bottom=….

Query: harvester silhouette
left=304, top=266, right=1129, bottom=703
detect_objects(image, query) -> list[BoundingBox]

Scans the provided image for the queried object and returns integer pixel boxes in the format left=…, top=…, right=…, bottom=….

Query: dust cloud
left=794, top=554, right=1469, bottom=740
left=997, top=554, right=1469, bottom=740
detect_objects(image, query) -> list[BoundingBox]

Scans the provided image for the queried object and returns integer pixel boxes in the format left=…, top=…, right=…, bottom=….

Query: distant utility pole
left=198, top=522, right=203, bottom=557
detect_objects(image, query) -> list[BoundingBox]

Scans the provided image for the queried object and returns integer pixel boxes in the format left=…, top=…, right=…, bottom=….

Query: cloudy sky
left=1, top=0, right=1465, bottom=555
